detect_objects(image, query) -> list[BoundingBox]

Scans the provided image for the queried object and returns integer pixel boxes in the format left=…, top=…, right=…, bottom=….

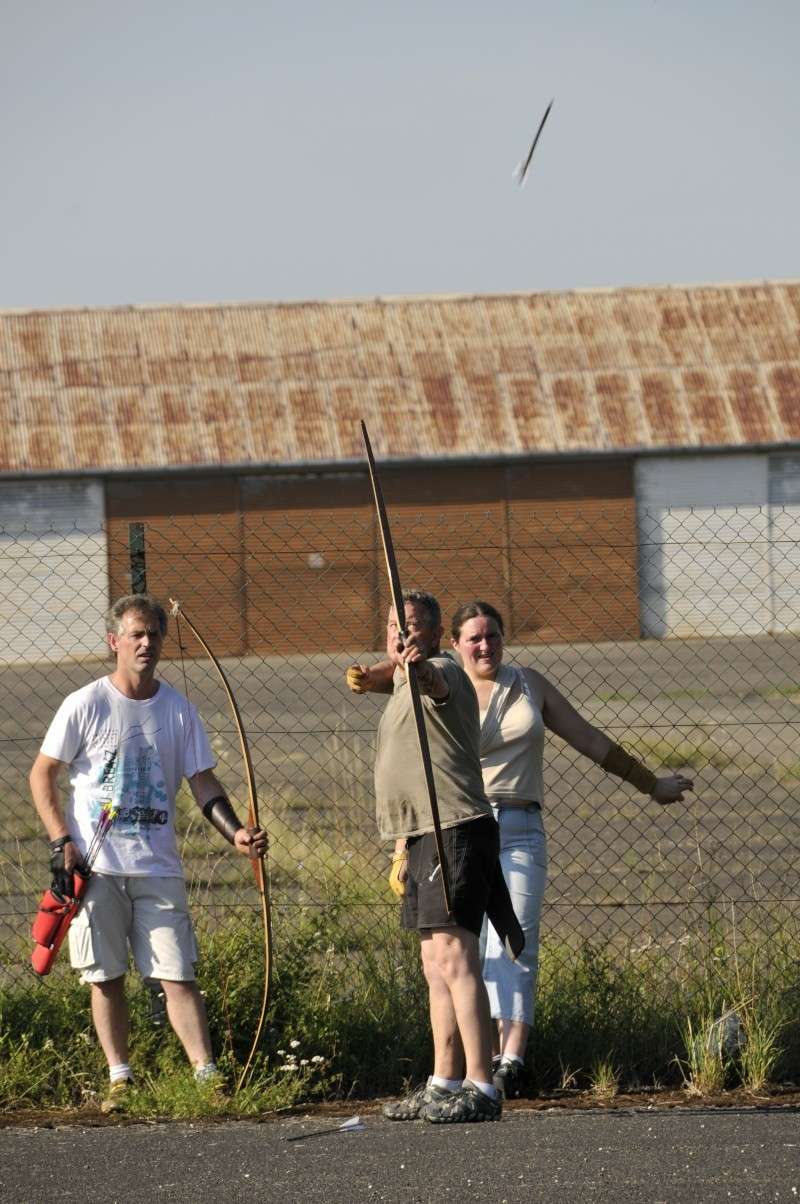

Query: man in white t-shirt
left=29, top=593, right=267, bottom=1113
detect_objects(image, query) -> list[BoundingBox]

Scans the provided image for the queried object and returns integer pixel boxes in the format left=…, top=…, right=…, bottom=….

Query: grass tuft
left=676, top=1013, right=728, bottom=1096
left=589, top=1055, right=619, bottom=1099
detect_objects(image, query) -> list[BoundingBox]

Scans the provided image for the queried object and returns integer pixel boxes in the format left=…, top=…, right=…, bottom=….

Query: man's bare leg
left=429, top=927, right=494, bottom=1085
left=90, top=978, right=129, bottom=1067
left=161, top=979, right=214, bottom=1068
left=420, top=934, right=464, bottom=1079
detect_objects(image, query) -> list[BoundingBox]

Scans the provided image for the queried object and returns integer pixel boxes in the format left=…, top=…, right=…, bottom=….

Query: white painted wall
left=0, top=480, right=108, bottom=663
left=636, top=455, right=771, bottom=638
left=768, top=453, right=800, bottom=634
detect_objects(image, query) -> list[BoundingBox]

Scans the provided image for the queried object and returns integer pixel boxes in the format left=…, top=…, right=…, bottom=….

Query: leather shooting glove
left=346, top=665, right=372, bottom=694
left=49, top=835, right=76, bottom=899
left=389, top=851, right=408, bottom=898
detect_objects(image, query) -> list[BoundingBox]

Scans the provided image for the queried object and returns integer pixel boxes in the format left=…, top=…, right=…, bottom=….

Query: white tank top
left=479, top=663, right=545, bottom=804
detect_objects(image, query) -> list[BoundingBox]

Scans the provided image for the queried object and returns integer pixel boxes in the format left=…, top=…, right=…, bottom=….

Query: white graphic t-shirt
left=41, top=676, right=215, bottom=877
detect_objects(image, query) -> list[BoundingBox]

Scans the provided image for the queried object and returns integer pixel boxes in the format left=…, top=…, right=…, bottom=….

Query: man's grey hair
left=106, top=594, right=168, bottom=637
left=402, top=589, right=441, bottom=631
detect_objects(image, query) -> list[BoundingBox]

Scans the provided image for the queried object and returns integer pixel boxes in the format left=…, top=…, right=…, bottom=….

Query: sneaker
left=100, top=1078, right=132, bottom=1115
left=383, top=1081, right=453, bottom=1121
left=493, top=1058, right=525, bottom=1099
left=424, top=1079, right=502, bottom=1124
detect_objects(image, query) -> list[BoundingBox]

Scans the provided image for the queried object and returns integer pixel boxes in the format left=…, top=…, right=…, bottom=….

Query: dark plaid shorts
left=401, top=814, right=500, bottom=936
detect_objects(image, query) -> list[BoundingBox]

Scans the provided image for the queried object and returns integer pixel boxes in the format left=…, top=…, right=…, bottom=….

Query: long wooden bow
left=168, top=598, right=272, bottom=1091
left=360, top=421, right=452, bottom=916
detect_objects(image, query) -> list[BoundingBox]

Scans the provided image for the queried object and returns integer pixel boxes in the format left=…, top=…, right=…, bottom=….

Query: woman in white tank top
left=451, top=601, right=693, bottom=1100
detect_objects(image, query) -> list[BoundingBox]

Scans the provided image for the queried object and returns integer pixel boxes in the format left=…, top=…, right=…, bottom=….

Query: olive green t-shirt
left=374, top=653, right=493, bottom=840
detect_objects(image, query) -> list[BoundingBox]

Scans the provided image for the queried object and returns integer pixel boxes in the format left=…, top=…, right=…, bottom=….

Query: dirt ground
left=3, top=1085, right=800, bottom=1131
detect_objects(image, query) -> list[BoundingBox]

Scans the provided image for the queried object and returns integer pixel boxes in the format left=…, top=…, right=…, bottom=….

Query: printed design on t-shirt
left=89, top=719, right=170, bottom=842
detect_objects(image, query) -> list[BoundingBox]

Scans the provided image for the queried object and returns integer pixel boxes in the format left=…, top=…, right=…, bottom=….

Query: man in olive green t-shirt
left=362, top=589, right=505, bottom=1124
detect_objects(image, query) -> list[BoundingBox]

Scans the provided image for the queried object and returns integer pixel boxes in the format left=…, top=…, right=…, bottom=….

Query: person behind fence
left=349, top=599, right=693, bottom=1100
left=29, top=593, right=268, bottom=1114
left=358, top=588, right=509, bottom=1124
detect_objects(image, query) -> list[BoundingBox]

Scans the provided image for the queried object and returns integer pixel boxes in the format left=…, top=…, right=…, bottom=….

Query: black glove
left=49, top=835, right=76, bottom=899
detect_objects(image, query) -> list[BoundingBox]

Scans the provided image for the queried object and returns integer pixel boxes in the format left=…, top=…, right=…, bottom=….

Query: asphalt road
left=2, top=1107, right=799, bottom=1203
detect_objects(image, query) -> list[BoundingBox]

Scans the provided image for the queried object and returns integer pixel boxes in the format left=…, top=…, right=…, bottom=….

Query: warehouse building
left=0, top=280, right=798, bottom=661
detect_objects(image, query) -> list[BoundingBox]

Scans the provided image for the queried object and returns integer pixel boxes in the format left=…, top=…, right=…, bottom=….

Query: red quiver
left=30, top=868, right=90, bottom=976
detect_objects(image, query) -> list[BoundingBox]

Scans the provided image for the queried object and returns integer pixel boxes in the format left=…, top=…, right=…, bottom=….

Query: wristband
left=49, top=835, right=73, bottom=852
left=201, top=795, right=242, bottom=845
left=601, top=743, right=657, bottom=795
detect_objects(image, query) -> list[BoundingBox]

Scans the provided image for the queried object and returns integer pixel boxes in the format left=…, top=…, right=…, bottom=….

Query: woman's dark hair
left=451, top=600, right=505, bottom=641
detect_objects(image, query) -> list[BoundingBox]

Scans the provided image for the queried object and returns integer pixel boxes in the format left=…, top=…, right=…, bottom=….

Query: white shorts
left=67, top=873, right=198, bottom=983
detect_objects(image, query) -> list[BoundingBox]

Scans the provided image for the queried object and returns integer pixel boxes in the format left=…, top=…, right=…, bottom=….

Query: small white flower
left=290, top=1039, right=301, bottom=1049
left=277, top=1049, right=286, bottom=1055
left=300, top=1059, right=309, bottom=1066
left=311, top=1055, right=325, bottom=1064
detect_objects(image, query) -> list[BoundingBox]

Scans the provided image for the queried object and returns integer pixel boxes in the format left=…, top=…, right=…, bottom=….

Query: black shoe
left=493, top=1058, right=525, bottom=1099
left=383, top=1082, right=453, bottom=1120
left=424, top=1080, right=502, bottom=1124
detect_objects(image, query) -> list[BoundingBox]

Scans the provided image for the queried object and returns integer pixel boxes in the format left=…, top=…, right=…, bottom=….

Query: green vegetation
left=0, top=901, right=431, bottom=1118
left=660, top=689, right=712, bottom=702
left=753, top=682, right=800, bottom=699
left=588, top=1054, right=620, bottom=1099
left=628, top=737, right=735, bottom=772
left=3, top=901, right=800, bottom=1118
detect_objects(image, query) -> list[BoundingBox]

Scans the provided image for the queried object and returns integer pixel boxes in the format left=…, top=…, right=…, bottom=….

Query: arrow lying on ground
left=286, top=1115, right=366, bottom=1142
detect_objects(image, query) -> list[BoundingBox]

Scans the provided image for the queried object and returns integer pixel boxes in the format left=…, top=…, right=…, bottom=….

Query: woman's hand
left=234, top=826, right=269, bottom=858
left=650, top=774, right=694, bottom=804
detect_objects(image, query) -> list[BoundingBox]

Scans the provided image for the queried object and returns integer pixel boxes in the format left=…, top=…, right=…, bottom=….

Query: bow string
left=169, top=598, right=272, bottom=1092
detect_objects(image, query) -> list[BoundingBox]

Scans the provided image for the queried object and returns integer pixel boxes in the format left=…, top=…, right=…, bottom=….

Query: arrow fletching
left=286, top=1114, right=366, bottom=1142
left=338, top=1115, right=364, bottom=1131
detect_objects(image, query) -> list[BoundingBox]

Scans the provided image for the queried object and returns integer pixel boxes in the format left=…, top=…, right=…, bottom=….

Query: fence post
left=128, top=522, right=147, bottom=594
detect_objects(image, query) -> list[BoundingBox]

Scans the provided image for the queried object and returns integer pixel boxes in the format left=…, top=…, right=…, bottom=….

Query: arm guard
left=601, top=743, right=657, bottom=795
left=201, top=795, right=243, bottom=845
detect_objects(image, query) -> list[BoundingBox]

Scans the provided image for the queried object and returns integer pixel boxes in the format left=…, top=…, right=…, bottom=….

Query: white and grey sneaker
left=383, top=1081, right=453, bottom=1120
left=424, top=1080, right=502, bottom=1124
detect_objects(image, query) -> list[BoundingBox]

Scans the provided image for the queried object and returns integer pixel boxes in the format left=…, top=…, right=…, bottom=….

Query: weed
left=557, top=1060, right=580, bottom=1091
left=589, top=1055, right=619, bottom=1099
left=738, top=1006, right=784, bottom=1093
left=676, top=1014, right=728, bottom=1096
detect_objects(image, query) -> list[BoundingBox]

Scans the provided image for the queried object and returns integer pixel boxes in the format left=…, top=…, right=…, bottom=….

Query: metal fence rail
left=2, top=506, right=799, bottom=986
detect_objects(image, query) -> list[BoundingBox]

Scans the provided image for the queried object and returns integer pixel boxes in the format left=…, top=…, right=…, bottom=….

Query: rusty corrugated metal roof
left=0, top=281, right=798, bottom=473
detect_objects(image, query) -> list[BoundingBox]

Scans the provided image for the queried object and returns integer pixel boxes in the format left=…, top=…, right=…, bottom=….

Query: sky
left=1, top=0, right=798, bottom=311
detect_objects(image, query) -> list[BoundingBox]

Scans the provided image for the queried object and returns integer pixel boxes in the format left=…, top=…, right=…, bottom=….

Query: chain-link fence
left=2, top=505, right=800, bottom=993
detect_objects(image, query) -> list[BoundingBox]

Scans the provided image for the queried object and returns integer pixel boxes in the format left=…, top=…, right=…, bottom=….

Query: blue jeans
left=482, top=804, right=547, bottom=1024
